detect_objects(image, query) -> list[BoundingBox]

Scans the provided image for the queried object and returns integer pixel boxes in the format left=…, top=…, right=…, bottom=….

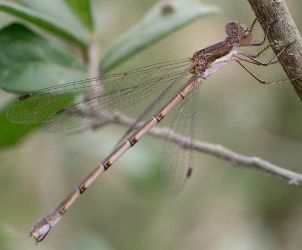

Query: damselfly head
left=225, top=22, right=242, bottom=37
left=225, top=21, right=252, bottom=46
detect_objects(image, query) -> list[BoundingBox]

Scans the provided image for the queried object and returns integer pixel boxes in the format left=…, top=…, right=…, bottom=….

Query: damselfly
left=6, top=19, right=297, bottom=242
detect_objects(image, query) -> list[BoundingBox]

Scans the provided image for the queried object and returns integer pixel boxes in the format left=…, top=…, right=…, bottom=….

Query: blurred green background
left=0, top=0, right=302, bottom=249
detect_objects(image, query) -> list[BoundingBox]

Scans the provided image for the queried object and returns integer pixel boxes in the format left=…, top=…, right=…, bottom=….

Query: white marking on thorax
left=202, top=49, right=238, bottom=79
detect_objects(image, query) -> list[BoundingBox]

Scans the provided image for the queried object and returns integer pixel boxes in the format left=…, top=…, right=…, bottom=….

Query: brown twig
left=86, top=112, right=302, bottom=186
left=247, top=0, right=302, bottom=102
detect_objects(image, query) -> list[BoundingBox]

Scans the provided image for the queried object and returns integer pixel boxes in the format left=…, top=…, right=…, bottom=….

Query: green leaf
left=100, top=0, right=219, bottom=72
left=0, top=23, right=86, bottom=148
left=1, top=93, right=75, bottom=148
left=65, top=0, right=94, bottom=31
left=0, top=107, right=37, bottom=149
left=0, top=23, right=86, bottom=93
left=17, top=0, right=89, bottom=39
left=0, top=1, right=87, bottom=48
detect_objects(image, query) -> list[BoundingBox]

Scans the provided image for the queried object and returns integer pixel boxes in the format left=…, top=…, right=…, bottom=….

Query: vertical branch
left=88, top=34, right=100, bottom=79
left=248, top=0, right=302, bottom=102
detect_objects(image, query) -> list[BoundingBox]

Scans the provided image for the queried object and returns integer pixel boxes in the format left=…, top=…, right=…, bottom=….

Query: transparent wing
left=6, top=58, right=191, bottom=132
left=161, top=81, right=200, bottom=195
left=42, top=71, right=184, bottom=132
left=113, top=66, right=193, bottom=148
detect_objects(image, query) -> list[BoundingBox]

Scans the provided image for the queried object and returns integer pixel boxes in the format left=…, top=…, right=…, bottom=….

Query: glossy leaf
left=0, top=23, right=86, bottom=148
left=65, top=0, right=94, bottom=31
left=0, top=0, right=87, bottom=48
left=0, top=23, right=86, bottom=93
left=0, top=107, right=37, bottom=148
left=18, top=0, right=87, bottom=33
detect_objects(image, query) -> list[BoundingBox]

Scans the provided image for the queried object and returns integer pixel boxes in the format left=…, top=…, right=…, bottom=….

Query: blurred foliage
left=0, top=0, right=301, bottom=250
left=100, top=0, right=219, bottom=72
left=0, top=0, right=217, bottom=148
left=0, top=0, right=87, bottom=47
left=0, top=227, right=10, bottom=249
left=0, top=107, right=37, bottom=147
left=65, top=0, right=94, bottom=31
left=0, top=23, right=85, bottom=93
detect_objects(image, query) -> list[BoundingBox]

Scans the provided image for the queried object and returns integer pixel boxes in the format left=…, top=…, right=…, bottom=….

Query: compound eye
left=240, top=30, right=252, bottom=44
left=243, top=30, right=250, bottom=38
left=225, top=22, right=240, bottom=36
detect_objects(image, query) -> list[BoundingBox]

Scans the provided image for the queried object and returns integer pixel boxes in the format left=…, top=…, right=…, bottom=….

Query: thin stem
left=247, top=0, right=302, bottom=102
left=87, top=33, right=101, bottom=113
left=87, top=112, right=302, bottom=186
left=234, top=59, right=298, bottom=84
left=88, top=33, right=100, bottom=79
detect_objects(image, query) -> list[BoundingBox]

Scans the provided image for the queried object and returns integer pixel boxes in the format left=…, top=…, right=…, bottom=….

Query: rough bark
left=248, top=0, right=302, bottom=102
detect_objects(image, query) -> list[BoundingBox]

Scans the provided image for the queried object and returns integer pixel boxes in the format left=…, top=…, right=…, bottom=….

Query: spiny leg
left=234, top=59, right=300, bottom=85
left=249, top=43, right=273, bottom=59
left=244, top=19, right=281, bottom=59
left=236, top=40, right=295, bottom=66
left=247, top=19, right=278, bottom=47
